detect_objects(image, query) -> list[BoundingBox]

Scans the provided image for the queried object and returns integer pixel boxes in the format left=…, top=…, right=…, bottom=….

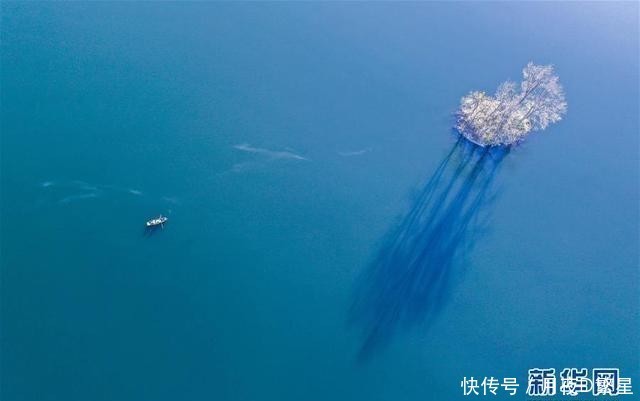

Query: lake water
left=1, top=2, right=638, bottom=400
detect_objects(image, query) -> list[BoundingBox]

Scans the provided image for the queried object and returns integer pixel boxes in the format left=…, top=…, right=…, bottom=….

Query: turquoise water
left=1, top=3, right=638, bottom=400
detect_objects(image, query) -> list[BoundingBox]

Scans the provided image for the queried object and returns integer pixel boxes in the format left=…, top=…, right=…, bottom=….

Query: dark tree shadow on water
left=349, top=136, right=509, bottom=361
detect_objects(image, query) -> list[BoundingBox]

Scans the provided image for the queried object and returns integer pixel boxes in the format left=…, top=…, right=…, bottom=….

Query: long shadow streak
left=350, top=139, right=509, bottom=361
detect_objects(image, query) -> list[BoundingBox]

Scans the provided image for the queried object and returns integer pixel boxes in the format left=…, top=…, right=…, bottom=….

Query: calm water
left=2, top=3, right=638, bottom=400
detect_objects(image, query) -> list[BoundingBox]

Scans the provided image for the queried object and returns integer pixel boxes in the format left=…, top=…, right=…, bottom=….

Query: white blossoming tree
left=456, top=63, right=567, bottom=147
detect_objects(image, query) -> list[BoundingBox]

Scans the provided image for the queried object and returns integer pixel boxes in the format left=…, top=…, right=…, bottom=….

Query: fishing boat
left=146, top=215, right=168, bottom=228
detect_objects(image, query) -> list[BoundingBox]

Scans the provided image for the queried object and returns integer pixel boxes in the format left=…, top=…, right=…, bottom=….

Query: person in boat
left=146, top=215, right=167, bottom=227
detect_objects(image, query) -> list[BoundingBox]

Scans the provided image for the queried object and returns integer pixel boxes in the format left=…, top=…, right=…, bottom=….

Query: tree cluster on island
left=456, top=63, right=567, bottom=147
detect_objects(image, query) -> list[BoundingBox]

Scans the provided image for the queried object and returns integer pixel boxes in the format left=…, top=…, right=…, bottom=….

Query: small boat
left=146, top=215, right=168, bottom=228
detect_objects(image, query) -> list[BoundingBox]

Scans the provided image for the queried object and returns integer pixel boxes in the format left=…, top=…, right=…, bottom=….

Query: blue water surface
left=1, top=2, right=638, bottom=400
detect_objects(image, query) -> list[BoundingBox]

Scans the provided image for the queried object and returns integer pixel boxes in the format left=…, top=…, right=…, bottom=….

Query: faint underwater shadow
left=349, top=136, right=509, bottom=361
left=142, top=225, right=163, bottom=238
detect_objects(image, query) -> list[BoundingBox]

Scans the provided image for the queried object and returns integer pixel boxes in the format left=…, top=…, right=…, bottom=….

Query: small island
left=456, top=63, right=567, bottom=147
